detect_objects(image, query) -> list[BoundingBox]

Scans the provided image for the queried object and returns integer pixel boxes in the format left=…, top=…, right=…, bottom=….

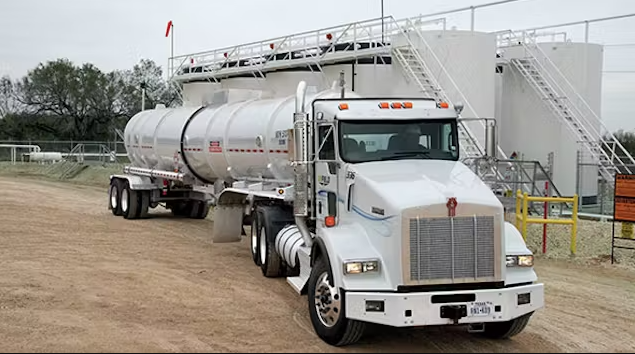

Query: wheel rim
left=314, top=272, right=342, bottom=328
left=121, top=188, right=129, bottom=213
left=251, top=219, right=257, bottom=256
left=259, top=225, right=267, bottom=265
left=110, top=185, right=118, bottom=209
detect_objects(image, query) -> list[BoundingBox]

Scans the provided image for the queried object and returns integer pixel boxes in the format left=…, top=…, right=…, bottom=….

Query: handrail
left=516, top=190, right=579, bottom=254
left=168, top=15, right=448, bottom=80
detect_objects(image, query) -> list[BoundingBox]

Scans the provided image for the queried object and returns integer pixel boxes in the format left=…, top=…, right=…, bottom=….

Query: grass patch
left=0, top=161, right=121, bottom=188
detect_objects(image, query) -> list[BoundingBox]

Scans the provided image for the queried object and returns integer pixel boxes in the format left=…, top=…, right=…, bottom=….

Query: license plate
left=469, top=302, right=493, bottom=317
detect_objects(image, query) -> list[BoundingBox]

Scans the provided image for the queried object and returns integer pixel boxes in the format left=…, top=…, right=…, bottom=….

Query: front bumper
left=345, top=283, right=544, bottom=327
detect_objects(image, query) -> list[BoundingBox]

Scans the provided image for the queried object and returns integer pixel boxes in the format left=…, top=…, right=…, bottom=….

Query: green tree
left=0, top=58, right=180, bottom=141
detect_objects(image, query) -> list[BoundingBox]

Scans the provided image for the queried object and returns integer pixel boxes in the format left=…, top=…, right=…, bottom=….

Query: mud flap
left=212, top=205, right=243, bottom=243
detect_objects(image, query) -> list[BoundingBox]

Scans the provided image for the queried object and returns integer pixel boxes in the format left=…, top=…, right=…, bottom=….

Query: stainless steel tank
left=124, top=87, right=358, bottom=184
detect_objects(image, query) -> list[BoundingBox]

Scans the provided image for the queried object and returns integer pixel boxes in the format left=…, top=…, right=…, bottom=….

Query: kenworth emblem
left=446, top=197, right=458, bottom=217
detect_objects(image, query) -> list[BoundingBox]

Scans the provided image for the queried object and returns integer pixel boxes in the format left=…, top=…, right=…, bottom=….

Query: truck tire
left=192, top=201, right=210, bottom=219
left=121, top=181, right=140, bottom=220
left=256, top=209, right=283, bottom=277
left=109, top=179, right=122, bottom=216
left=138, top=191, right=150, bottom=219
left=250, top=214, right=260, bottom=266
left=480, top=312, right=533, bottom=339
left=308, top=256, right=366, bottom=346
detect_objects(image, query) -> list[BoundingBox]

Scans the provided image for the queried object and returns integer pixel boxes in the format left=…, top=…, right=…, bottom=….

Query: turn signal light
left=325, top=215, right=336, bottom=227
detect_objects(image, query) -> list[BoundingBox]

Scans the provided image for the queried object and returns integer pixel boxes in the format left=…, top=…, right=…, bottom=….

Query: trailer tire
left=109, top=179, right=122, bottom=216
left=121, top=181, right=140, bottom=220
left=308, top=256, right=366, bottom=347
left=250, top=214, right=260, bottom=266
left=480, top=312, right=533, bottom=339
left=256, top=209, right=283, bottom=277
left=169, top=201, right=190, bottom=217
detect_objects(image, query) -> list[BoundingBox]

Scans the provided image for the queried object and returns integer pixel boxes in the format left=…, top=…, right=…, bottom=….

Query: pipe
left=0, top=144, right=41, bottom=152
left=485, top=121, right=497, bottom=159
left=293, top=81, right=313, bottom=247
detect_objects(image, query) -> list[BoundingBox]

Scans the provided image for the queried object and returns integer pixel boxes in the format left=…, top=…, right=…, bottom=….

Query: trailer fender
left=216, top=187, right=287, bottom=206
left=109, top=174, right=156, bottom=190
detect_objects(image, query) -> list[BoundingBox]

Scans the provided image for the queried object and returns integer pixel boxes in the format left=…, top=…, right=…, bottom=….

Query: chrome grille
left=409, top=216, right=495, bottom=281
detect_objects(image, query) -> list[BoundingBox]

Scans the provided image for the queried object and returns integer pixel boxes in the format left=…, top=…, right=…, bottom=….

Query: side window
left=318, top=125, right=335, bottom=160
left=442, top=123, right=455, bottom=152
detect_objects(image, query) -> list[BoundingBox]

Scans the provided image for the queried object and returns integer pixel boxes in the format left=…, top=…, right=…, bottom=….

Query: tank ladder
left=498, top=30, right=635, bottom=187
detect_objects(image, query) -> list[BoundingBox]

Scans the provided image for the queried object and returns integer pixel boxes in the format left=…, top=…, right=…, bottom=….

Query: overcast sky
left=1, top=0, right=634, bottom=131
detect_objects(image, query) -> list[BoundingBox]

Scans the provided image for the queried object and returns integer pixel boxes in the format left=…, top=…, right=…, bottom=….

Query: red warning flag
left=165, top=20, right=173, bottom=38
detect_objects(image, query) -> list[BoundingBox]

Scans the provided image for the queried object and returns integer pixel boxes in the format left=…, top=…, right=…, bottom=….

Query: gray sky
left=1, top=0, right=634, bottom=131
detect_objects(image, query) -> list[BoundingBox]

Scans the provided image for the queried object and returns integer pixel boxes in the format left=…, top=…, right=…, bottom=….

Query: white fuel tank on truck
left=124, top=87, right=361, bottom=184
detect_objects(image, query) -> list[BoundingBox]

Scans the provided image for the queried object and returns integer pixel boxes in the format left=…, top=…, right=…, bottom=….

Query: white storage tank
left=391, top=29, right=498, bottom=154
left=182, top=82, right=222, bottom=107
left=221, top=76, right=266, bottom=91
left=497, top=41, right=603, bottom=203
left=264, top=70, right=326, bottom=97
left=26, top=152, right=63, bottom=162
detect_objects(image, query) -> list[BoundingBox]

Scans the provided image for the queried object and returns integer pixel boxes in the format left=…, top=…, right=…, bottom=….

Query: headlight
left=344, top=260, right=379, bottom=274
left=506, top=255, right=534, bottom=267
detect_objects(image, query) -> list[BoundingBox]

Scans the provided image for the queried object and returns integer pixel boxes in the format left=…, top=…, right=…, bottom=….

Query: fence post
left=571, top=194, right=579, bottom=255
left=515, top=189, right=521, bottom=229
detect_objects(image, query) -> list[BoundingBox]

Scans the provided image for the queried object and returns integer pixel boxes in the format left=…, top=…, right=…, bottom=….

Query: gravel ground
left=1, top=175, right=635, bottom=352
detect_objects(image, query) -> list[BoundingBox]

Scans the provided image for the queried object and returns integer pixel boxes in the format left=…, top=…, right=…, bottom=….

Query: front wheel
left=307, top=256, right=366, bottom=347
left=480, top=312, right=533, bottom=339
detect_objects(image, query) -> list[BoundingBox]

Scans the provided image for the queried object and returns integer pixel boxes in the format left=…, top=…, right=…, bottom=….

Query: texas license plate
left=469, top=302, right=493, bottom=317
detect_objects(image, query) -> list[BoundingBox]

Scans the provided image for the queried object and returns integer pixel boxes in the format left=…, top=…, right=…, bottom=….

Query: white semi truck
left=108, top=80, right=544, bottom=346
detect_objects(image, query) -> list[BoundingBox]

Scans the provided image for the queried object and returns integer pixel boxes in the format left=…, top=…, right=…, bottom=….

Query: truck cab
left=298, top=96, right=543, bottom=346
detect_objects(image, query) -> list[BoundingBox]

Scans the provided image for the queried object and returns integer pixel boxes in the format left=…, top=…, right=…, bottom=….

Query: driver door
left=314, top=123, right=339, bottom=226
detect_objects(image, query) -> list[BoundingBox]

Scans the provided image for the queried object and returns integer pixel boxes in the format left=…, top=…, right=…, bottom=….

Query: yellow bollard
left=522, top=192, right=529, bottom=240
left=622, top=223, right=634, bottom=239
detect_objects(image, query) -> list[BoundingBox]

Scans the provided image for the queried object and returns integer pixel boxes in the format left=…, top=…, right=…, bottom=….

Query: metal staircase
left=392, top=45, right=484, bottom=159
left=498, top=31, right=635, bottom=185
left=388, top=18, right=528, bottom=195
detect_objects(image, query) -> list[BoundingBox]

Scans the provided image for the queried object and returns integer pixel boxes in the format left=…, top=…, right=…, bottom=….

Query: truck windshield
left=338, top=119, right=459, bottom=163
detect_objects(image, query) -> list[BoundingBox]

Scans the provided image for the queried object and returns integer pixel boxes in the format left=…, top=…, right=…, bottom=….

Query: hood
left=349, top=159, right=502, bottom=212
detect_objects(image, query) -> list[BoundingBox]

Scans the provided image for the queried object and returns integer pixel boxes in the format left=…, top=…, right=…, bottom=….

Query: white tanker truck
left=108, top=80, right=544, bottom=346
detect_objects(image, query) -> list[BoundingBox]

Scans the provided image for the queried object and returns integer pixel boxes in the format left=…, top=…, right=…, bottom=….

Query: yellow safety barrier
left=515, top=190, right=579, bottom=254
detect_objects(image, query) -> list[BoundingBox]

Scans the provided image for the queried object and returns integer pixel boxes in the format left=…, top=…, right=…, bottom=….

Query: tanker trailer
left=108, top=81, right=544, bottom=347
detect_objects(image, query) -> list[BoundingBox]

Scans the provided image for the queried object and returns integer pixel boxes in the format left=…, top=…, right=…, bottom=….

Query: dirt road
left=1, top=177, right=635, bottom=353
